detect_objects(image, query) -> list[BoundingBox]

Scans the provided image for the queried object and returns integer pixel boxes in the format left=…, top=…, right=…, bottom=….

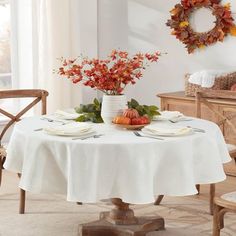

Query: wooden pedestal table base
left=79, top=198, right=165, bottom=236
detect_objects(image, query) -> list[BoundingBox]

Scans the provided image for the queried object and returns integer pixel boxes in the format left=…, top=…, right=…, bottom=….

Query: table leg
left=79, top=198, right=165, bottom=236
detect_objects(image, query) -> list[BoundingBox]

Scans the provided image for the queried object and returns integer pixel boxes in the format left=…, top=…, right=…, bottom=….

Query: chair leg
left=19, top=188, right=26, bottom=214
left=154, top=195, right=164, bottom=205
left=210, top=184, right=215, bottom=215
left=213, top=204, right=222, bottom=236
left=196, top=184, right=200, bottom=194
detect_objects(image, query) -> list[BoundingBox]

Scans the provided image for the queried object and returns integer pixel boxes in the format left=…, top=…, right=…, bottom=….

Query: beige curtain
left=11, top=0, right=98, bottom=113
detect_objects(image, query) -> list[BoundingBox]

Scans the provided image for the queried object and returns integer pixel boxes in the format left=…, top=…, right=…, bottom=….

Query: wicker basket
left=184, top=72, right=236, bottom=96
left=227, top=72, right=236, bottom=89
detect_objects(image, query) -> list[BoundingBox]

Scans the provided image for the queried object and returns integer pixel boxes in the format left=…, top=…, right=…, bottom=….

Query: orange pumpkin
left=230, top=83, right=236, bottom=91
left=113, top=116, right=131, bottom=125
left=123, top=108, right=139, bottom=119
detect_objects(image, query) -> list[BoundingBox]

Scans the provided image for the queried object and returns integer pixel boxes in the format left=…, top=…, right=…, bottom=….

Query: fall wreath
left=166, top=0, right=236, bottom=53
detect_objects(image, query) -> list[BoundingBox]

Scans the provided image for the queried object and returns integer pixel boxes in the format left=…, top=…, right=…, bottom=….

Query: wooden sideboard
left=157, top=91, right=236, bottom=176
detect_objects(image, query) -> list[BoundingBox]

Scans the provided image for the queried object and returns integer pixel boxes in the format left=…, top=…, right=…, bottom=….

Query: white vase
left=101, top=94, right=127, bottom=124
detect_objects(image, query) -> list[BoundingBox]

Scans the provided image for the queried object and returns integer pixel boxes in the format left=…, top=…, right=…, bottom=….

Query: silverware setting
left=133, top=131, right=164, bottom=140
left=72, top=134, right=104, bottom=140
left=167, top=119, right=206, bottom=133
left=34, top=128, right=43, bottom=131
left=187, top=126, right=205, bottom=133
left=34, top=117, right=73, bottom=131
left=169, top=118, right=193, bottom=123
left=40, top=117, right=67, bottom=125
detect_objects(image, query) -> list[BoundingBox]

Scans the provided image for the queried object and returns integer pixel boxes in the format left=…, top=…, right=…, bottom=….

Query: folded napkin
left=153, top=111, right=184, bottom=121
left=54, top=110, right=79, bottom=120
left=142, top=124, right=192, bottom=136
left=43, top=122, right=93, bottom=136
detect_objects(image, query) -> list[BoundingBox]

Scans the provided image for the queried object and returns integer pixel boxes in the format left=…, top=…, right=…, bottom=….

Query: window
left=0, top=1, right=36, bottom=123
left=0, top=0, right=11, bottom=89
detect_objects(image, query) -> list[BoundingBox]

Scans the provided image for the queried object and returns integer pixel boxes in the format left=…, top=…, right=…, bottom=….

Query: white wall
left=97, top=0, right=236, bottom=106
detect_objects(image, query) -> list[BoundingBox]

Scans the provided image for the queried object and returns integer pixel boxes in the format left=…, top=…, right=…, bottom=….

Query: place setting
left=152, top=110, right=193, bottom=123
left=33, top=113, right=104, bottom=140
left=43, top=122, right=105, bottom=140
left=43, top=122, right=93, bottom=136
left=132, top=119, right=206, bottom=141
left=34, top=112, right=78, bottom=129
left=142, top=124, right=193, bottom=136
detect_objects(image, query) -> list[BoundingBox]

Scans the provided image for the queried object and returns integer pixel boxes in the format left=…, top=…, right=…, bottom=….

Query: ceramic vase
left=101, top=94, right=127, bottom=124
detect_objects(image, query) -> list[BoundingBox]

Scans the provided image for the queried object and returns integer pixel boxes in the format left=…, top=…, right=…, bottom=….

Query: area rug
left=0, top=171, right=235, bottom=236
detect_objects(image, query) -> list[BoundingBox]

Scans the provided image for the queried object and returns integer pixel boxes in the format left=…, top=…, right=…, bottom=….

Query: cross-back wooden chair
left=213, top=192, right=236, bottom=235
left=195, top=90, right=236, bottom=236
left=0, top=89, right=49, bottom=214
left=154, top=89, right=236, bottom=215
left=195, top=90, right=236, bottom=215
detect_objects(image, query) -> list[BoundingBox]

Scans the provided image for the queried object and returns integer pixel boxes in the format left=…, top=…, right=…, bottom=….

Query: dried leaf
left=211, top=0, right=221, bottom=3
left=171, top=30, right=177, bottom=35
left=180, top=31, right=189, bottom=39
left=230, top=25, right=236, bottom=36
left=198, top=44, right=205, bottom=49
left=179, top=21, right=189, bottom=28
left=170, top=7, right=180, bottom=16
left=218, top=29, right=225, bottom=41
left=224, top=3, right=231, bottom=10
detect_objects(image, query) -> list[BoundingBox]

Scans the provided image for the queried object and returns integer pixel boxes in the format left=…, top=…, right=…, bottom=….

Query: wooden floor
left=0, top=170, right=236, bottom=236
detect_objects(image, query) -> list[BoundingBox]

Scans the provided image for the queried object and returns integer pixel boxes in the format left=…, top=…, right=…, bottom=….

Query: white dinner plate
left=152, top=111, right=183, bottom=120
left=43, top=122, right=94, bottom=136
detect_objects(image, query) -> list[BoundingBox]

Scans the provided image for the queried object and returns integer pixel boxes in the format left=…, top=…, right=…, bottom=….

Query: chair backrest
left=0, top=89, right=49, bottom=145
left=195, top=89, right=236, bottom=144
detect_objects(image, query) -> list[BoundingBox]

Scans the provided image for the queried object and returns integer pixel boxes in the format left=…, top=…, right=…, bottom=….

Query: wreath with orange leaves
left=167, top=0, right=236, bottom=53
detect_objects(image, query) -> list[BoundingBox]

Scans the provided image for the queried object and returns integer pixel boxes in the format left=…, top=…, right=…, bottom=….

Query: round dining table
left=4, top=116, right=231, bottom=235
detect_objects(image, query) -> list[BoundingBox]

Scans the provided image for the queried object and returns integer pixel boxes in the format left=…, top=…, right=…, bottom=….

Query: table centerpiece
left=57, top=49, right=161, bottom=124
left=74, top=98, right=160, bottom=130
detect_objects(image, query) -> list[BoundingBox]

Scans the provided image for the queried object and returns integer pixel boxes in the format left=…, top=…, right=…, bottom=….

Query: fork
left=72, top=134, right=104, bottom=140
left=34, top=118, right=71, bottom=131
left=167, top=121, right=205, bottom=133
left=34, top=128, right=43, bottom=131
left=133, top=131, right=164, bottom=140
left=187, top=126, right=205, bottom=133
left=41, top=117, right=67, bottom=125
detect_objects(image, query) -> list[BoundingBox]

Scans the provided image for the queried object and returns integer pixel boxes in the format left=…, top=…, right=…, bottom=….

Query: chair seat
left=0, top=145, right=7, bottom=158
left=227, top=143, right=236, bottom=152
left=0, top=142, right=8, bottom=168
left=221, top=191, right=236, bottom=203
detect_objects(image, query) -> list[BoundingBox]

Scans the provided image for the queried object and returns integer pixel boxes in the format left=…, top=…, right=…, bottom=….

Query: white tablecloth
left=4, top=117, right=230, bottom=204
